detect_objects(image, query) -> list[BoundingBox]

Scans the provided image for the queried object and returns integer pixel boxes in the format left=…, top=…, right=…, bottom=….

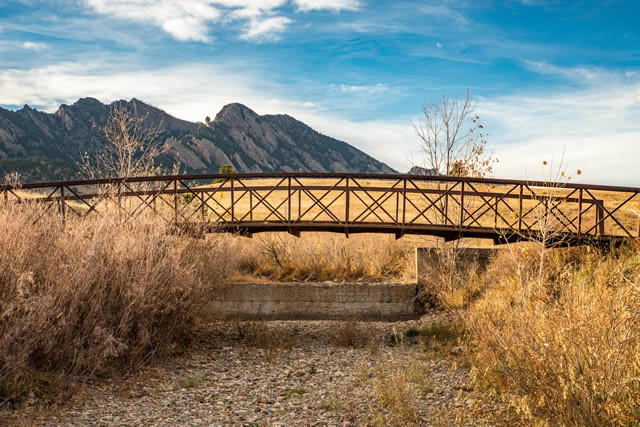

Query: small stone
left=450, top=346, right=462, bottom=356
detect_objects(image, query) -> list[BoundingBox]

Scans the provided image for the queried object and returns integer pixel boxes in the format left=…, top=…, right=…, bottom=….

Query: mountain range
left=0, top=98, right=396, bottom=182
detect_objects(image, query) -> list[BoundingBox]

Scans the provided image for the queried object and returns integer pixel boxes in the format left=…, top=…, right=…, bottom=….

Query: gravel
left=2, top=312, right=513, bottom=425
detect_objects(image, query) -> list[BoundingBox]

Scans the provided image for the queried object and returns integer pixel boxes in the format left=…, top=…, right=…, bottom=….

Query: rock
left=2, top=319, right=508, bottom=425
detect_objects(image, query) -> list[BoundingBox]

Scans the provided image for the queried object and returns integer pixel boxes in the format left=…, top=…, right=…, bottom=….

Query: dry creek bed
left=3, top=311, right=514, bottom=426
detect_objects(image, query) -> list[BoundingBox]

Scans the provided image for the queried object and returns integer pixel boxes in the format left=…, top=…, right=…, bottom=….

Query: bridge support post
left=289, top=229, right=300, bottom=238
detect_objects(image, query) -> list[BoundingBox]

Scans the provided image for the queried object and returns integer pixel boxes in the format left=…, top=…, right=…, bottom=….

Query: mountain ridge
left=0, top=98, right=396, bottom=182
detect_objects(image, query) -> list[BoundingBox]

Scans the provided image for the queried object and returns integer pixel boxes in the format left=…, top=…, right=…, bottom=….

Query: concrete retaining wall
left=204, top=282, right=422, bottom=321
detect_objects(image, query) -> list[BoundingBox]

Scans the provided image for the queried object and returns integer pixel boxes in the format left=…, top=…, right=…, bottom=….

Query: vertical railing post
left=345, top=177, right=350, bottom=226
left=60, top=185, right=66, bottom=227
left=395, top=186, right=399, bottom=224
left=577, top=188, right=583, bottom=239
left=596, top=201, right=604, bottom=236
left=117, top=181, right=122, bottom=223
left=230, top=178, right=235, bottom=224
left=402, top=178, right=406, bottom=227
left=459, top=181, right=464, bottom=227
left=287, top=176, right=291, bottom=225
left=444, top=184, right=449, bottom=225
left=249, top=190, right=253, bottom=222
left=173, top=179, right=178, bottom=226
left=200, top=189, right=205, bottom=221
left=518, top=184, right=523, bottom=233
left=3, top=188, right=7, bottom=209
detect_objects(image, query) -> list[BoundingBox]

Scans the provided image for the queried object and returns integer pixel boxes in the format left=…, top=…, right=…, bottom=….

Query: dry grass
left=418, top=245, right=493, bottom=309
left=0, top=204, right=232, bottom=406
left=467, top=243, right=640, bottom=425
left=231, top=232, right=417, bottom=282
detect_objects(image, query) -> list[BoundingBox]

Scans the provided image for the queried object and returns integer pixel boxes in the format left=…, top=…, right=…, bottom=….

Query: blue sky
left=1, top=0, right=639, bottom=184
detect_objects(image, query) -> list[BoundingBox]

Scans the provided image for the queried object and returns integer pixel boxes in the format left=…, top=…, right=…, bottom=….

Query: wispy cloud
left=81, top=0, right=360, bottom=43
left=522, top=59, right=619, bottom=84
left=83, top=0, right=222, bottom=42
left=480, top=63, right=640, bottom=185
left=240, top=16, right=292, bottom=41
left=22, top=41, right=47, bottom=51
left=293, top=0, right=359, bottom=12
left=338, top=83, right=388, bottom=94
left=418, top=4, right=469, bottom=28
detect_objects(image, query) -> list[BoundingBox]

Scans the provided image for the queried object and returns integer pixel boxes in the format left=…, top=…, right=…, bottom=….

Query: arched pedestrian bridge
left=2, top=173, right=639, bottom=246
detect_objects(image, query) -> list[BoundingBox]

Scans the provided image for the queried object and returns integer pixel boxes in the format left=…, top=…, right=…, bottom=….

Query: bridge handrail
left=2, top=172, right=638, bottom=245
left=2, top=172, right=639, bottom=194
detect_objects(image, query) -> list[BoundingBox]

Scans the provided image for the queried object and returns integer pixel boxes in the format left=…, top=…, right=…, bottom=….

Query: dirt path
left=4, top=312, right=512, bottom=425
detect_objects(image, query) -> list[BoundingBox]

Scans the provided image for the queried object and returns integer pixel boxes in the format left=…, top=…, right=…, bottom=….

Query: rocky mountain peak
left=214, top=103, right=259, bottom=124
left=0, top=98, right=397, bottom=182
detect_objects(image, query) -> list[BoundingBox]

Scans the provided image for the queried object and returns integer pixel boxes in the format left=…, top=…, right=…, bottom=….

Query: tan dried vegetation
left=0, top=205, right=232, bottom=406
left=232, top=231, right=416, bottom=282
left=467, top=243, right=640, bottom=425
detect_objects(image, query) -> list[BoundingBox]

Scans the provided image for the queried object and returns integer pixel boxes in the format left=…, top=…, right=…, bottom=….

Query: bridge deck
left=2, top=173, right=639, bottom=246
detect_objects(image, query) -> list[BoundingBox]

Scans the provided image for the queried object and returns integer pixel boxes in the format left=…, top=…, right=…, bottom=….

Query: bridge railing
left=1, top=173, right=639, bottom=243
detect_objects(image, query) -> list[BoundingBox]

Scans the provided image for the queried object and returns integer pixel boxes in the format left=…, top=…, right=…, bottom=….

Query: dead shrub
left=467, top=244, right=640, bottom=425
left=331, top=321, right=377, bottom=347
left=370, top=357, right=422, bottom=425
left=0, top=205, right=231, bottom=405
left=419, top=245, right=495, bottom=310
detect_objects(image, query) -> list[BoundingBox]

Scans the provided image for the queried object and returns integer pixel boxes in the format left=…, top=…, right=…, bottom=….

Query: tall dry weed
left=0, top=205, right=231, bottom=404
left=467, top=244, right=640, bottom=425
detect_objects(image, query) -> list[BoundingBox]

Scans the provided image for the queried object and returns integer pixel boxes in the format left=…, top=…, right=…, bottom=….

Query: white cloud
left=22, top=41, right=47, bottom=50
left=479, top=68, right=640, bottom=185
left=240, top=16, right=292, bottom=41
left=293, top=0, right=359, bottom=12
left=418, top=4, right=468, bottom=27
left=338, top=83, right=387, bottom=94
left=82, top=0, right=359, bottom=43
left=523, top=60, right=618, bottom=84
left=83, top=0, right=221, bottom=42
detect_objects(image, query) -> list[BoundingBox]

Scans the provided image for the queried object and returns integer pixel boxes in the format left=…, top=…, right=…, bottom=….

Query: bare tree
left=80, top=105, right=166, bottom=180
left=413, top=89, right=495, bottom=178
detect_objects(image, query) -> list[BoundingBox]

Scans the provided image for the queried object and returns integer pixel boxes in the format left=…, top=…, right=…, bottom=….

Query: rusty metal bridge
left=2, top=173, right=639, bottom=246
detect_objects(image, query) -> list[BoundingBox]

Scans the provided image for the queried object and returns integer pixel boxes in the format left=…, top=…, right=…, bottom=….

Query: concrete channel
left=205, top=247, right=500, bottom=321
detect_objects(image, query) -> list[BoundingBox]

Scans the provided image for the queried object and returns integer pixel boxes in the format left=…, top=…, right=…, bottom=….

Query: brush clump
left=0, top=206, right=231, bottom=404
left=467, top=244, right=640, bottom=425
